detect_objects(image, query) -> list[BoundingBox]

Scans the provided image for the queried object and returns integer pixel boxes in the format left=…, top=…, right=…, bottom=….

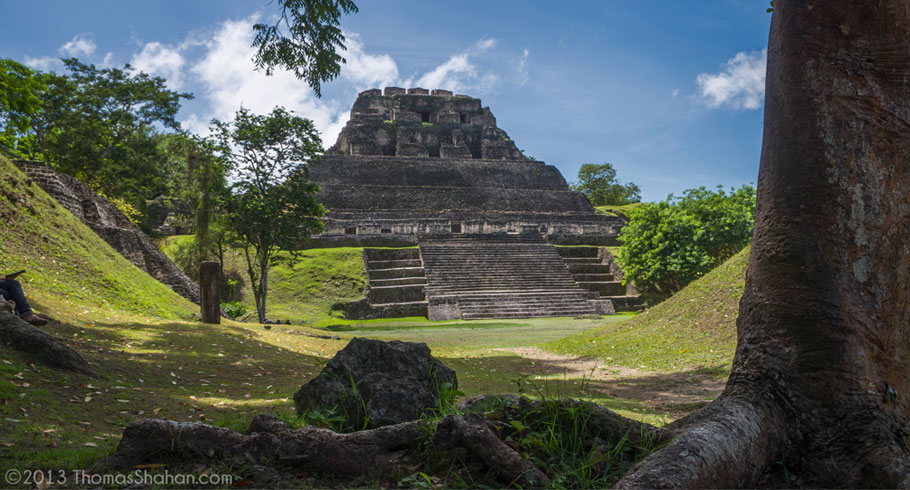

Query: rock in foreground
left=294, top=337, right=457, bottom=428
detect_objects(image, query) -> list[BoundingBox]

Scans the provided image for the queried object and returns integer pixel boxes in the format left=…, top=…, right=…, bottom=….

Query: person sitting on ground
left=0, top=275, right=48, bottom=326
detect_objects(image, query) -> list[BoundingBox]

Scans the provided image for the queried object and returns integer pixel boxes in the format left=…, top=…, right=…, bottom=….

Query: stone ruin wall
left=329, top=87, right=526, bottom=161
left=14, top=160, right=201, bottom=304
left=309, top=88, right=624, bottom=247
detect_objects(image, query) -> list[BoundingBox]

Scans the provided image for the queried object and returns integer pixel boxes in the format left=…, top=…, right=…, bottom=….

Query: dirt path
left=497, top=347, right=727, bottom=420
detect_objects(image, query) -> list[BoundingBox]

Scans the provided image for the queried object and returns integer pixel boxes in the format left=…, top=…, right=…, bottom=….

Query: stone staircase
left=556, top=247, right=645, bottom=312
left=419, top=235, right=613, bottom=320
left=362, top=248, right=428, bottom=317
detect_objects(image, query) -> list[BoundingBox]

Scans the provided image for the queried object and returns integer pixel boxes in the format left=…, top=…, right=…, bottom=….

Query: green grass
left=160, top=236, right=367, bottom=325
left=545, top=246, right=749, bottom=371
left=0, top=156, right=196, bottom=321
left=0, top=153, right=722, bottom=484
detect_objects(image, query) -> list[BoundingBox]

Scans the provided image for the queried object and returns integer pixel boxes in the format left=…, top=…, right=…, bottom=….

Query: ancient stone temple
left=315, top=88, right=642, bottom=320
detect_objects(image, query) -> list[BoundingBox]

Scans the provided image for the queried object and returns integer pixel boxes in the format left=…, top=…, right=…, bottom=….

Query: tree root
left=434, top=414, right=550, bottom=487
left=0, top=311, right=95, bottom=376
left=614, top=395, right=788, bottom=488
left=103, top=415, right=424, bottom=479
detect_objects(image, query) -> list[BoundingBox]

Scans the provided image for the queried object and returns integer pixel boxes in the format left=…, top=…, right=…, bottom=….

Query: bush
left=221, top=301, right=247, bottom=319
left=617, top=184, right=755, bottom=294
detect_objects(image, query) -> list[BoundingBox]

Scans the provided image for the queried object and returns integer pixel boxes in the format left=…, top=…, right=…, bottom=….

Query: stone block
left=407, top=87, right=430, bottom=95
left=481, top=140, right=513, bottom=160
left=384, top=86, right=406, bottom=96
left=435, top=113, right=460, bottom=123
left=396, top=142, right=429, bottom=157
left=432, top=89, right=453, bottom=96
left=439, top=144, right=473, bottom=159
left=590, top=299, right=616, bottom=315
left=428, top=296, right=462, bottom=321
left=394, top=111, right=421, bottom=122
left=359, top=88, right=381, bottom=97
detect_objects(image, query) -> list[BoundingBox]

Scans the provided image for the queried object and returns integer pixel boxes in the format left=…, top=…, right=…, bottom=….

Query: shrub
left=220, top=301, right=247, bottom=319
left=617, top=184, right=755, bottom=294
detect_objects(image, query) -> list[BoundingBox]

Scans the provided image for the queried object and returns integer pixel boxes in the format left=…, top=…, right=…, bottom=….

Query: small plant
left=220, top=301, right=247, bottom=319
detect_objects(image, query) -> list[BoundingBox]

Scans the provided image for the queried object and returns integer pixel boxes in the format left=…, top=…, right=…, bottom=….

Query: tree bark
left=102, top=415, right=423, bottom=480
left=0, top=311, right=96, bottom=377
left=200, top=261, right=221, bottom=324
left=617, top=1, right=910, bottom=487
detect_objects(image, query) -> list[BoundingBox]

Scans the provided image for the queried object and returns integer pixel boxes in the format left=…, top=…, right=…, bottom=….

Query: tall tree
left=252, top=0, right=359, bottom=97
left=571, top=162, right=641, bottom=206
left=213, top=107, right=325, bottom=323
left=0, top=59, right=45, bottom=157
left=615, top=1, right=910, bottom=486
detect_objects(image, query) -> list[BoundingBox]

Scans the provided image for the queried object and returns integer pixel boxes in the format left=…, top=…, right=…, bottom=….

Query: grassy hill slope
left=545, top=246, right=749, bottom=371
left=0, top=156, right=195, bottom=320
left=0, top=155, right=347, bottom=472
left=160, top=236, right=367, bottom=325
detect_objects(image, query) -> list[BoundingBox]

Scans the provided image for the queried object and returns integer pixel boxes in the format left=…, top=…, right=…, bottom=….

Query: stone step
left=369, top=267, right=427, bottom=280
left=555, top=247, right=601, bottom=258
left=573, top=273, right=615, bottom=282
left=370, top=277, right=428, bottom=287
left=566, top=263, right=613, bottom=274
left=369, top=259, right=423, bottom=269
left=363, top=301, right=429, bottom=318
left=577, top=281, right=627, bottom=296
left=602, top=295, right=647, bottom=312
left=561, top=257, right=602, bottom=264
left=369, top=284, right=426, bottom=304
left=364, top=248, right=420, bottom=261
left=420, top=236, right=605, bottom=319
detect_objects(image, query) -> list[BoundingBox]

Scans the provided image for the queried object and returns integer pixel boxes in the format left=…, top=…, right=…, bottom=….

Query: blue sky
left=0, top=1, right=771, bottom=202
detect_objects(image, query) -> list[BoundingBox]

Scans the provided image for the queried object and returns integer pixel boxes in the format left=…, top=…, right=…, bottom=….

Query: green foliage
left=617, top=184, right=755, bottom=294
left=498, top=400, right=665, bottom=488
left=220, top=301, right=247, bottom=319
left=100, top=192, right=142, bottom=226
left=0, top=58, right=193, bottom=225
left=251, top=0, right=359, bottom=97
left=572, top=163, right=641, bottom=206
left=213, top=106, right=326, bottom=322
left=0, top=59, right=46, bottom=157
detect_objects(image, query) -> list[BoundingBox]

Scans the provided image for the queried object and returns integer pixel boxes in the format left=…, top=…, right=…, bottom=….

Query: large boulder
left=294, top=337, right=457, bottom=428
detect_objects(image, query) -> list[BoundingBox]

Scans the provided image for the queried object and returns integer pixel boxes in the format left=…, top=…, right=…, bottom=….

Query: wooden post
left=200, top=261, right=221, bottom=324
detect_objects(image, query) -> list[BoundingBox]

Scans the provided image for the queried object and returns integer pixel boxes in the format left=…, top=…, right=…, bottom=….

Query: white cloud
left=411, top=37, right=501, bottom=93
left=672, top=88, right=680, bottom=98
left=59, top=34, right=96, bottom=58
left=415, top=53, right=476, bottom=91
left=131, top=42, right=186, bottom=87
left=515, top=49, right=530, bottom=86
left=696, top=48, right=767, bottom=110
left=339, top=33, right=399, bottom=89
left=475, top=38, right=497, bottom=52
left=187, top=16, right=348, bottom=145
left=24, top=56, right=60, bottom=72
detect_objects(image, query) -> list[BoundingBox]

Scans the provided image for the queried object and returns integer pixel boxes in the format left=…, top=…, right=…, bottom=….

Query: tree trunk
left=258, top=261, right=269, bottom=323
left=617, top=1, right=910, bottom=487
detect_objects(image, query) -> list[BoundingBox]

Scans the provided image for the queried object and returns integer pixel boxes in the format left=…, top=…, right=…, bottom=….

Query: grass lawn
left=0, top=154, right=738, bottom=482
left=545, top=246, right=748, bottom=371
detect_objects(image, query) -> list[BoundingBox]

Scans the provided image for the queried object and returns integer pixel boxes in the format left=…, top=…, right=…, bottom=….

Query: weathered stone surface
left=293, top=338, right=456, bottom=427
left=312, top=91, right=623, bottom=248
left=14, top=161, right=200, bottom=304
left=145, top=195, right=192, bottom=235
